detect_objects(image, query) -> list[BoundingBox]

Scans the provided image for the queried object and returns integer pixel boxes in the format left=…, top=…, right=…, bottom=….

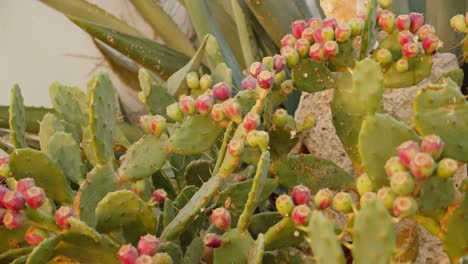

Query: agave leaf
left=230, top=0, right=259, bottom=66
left=0, top=106, right=53, bottom=133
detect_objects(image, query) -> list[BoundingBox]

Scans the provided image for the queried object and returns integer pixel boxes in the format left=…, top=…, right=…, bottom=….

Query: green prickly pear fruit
left=379, top=11, right=395, bottom=33
left=273, top=54, right=286, bottom=73
left=55, top=206, right=74, bottom=229
left=333, top=192, right=353, bottom=213
left=249, top=62, right=267, bottom=78
left=211, top=207, right=231, bottom=231
left=396, top=15, right=410, bottom=31
left=436, top=158, right=458, bottom=179
left=136, top=255, right=153, bottom=264
left=281, top=46, right=300, bottom=67
left=4, top=211, right=24, bottom=229
left=257, top=70, right=275, bottom=89
left=152, top=253, right=173, bottom=264
left=149, top=189, right=167, bottom=205
left=222, top=98, right=242, bottom=123
left=280, top=80, right=294, bottom=95
left=321, top=27, right=335, bottom=41
left=0, top=157, right=9, bottom=177
left=309, top=43, right=326, bottom=61
left=409, top=152, right=436, bottom=180
left=349, top=17, right=364, bottom=37
left=24, top=186, right=46, bottom=209
left=409, top=12, right=424, bottom=33
left=395, top=58, right=409, bottom=72
left=140, top=115, right=167, bottom=137
left=335, top=23, right=351, bottom=42
left=3, top=191, right=25, bottom=211
left=359, top=192, right=377, bottom=208
left=166, top=103, right=184, bottom=122
left=377, top=187, right=396, bottom=210
left=402, top=42, right=419, bottom=59
left=241, top=75, right=257, bottom=90
left=199, top=74, right=212, bottom=91
left=390, top=172, right=415, bottom=195
left=178, top=96, right=196, bottom=115
left=227, top=139, right=245, bottom=156
left=297, top=115, right=316, bottom=131
left=378, top=0, right=392, bottom=9
left=243, top=112, right=260, bottom=132
left=393, top=196, right=418, bottom=217
left=276, top=194, right=295, bottom=216
left=185, top=71, right=200, bottom=90
left=118, top=244, right=139, bottom=264
left=17, top=178, right=36, bottom=196
left=138, top=234, right=160, bottom=256
left=281, top=34, right=297, bottom=47
left=376, top=48, right=393, bottom=66
left=356, top=174, right=374, bottom=195
left=262, top=56, right=274, bottom=71
left=421, top=134, right=444, bottom=160
left=292, top=20, right=308, bottom=39
left=314, top=188, right=333, bottom=209
left=294, top=38, right=310, bottom=58
left=130, top=179, right=146, bottom=197
left=291, top=185, right=311, bottom=205
left=25, top=226, right=49, bottom=246
left=195, top=94, right=214, bottom=115
left=450, top=14, right=468, bottom=33
left=203, top=233, right=222, bottom=248
left=273, top=109, right=288, bottom=128
left=397, top=141, right=420, bottom=167
left=292, top=204, right=311, bottom=225
left=246, top=130, right=269, bottom=151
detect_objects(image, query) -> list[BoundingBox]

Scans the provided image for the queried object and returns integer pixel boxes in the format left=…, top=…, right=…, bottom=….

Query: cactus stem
left=213, top=122, right=235, bottom=175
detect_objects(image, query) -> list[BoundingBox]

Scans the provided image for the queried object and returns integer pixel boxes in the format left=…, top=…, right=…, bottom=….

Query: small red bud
left=16, top=178, right=35, bottom=196
left=436, top=158, right=458, bottom=179
left=321, top=27, right=335, bottom=41
left=378, top=11, right=395, bottom=33
left=257, top=70, right=274, bottom=89
left=178, top=96, right=196, bottom=115
left=308, top=18, right=322, bottom=30
left=118, top=244, right=139, bottom=264
left=309, top=43, right=326, bottom=61
left=25, top=226, right=49, bottom=246
left=3, top=191, right=25, bottom=211
left=0, top=186, right=8, bottom=208
left=280, top=34, right=297, bottom=47
left=212, top=82, right=232, bottom=101
left=312, top=29, right=324, bottom=44
left=135, top=255, right=153, bottom=264
left=422, top=34, right=439, bottom=54
left=211, top=207, right=231, bottom=231
left=281, top=46, right=300, bottom=67
left=241, top=75, right=257, bottom=91
left=291, top=20, right=308, bottom=39
left=294, top=38, right=310, bottom=58
left=384, top=156, right=407, bottom=178
left=227, top=139, right=245, bottom=156
left=397, top=140, right=420, bottom=167
left=314, top=188, right=333, bottom=209
left=24, top=186, right=45, bottom=209
left=398, top=30, right=413, bottom=45
left=323, top=41, right=339, bottom=57
left=291, top=185, right=311, bottom=205
left=243, top=112, right=260, bottom=132
left=0, top=157, right=9, bottom=178
left=301, top=28, right=315, bottom=43
left=195, top=94, right=214, bottom=115
left=409, top=152, right=436, bottom=179
left=390, top=171, right=415, bottom=195
left=55, top=206, right=74, bottom=229
left=222, top=98, right=242, bottom=123
left=335, top=23, right=351, bottom=42
left=417, top=24, right=435, bottom=40
left=0, top=208, right=6, bottom=225
left=409, top=12, right=424, bottom=33
left=211, top=104, right=226, bottom=122
left=4, top=211, right=23, bottom=230
left=323, top=18, right=338, bottom=29
left=138, top=234, right=160, bottom=256
left=272, top=55, right=286, bottom=73
left=150, top=189, right=167, bottom=204
left=421, top=134, right=444, bottom=159
left=276, top=194, right=294, bottom=216
left=395, top=15, right=410, bottom=31
left=393, top=196, right=418, bottom=217
left=291, top=204, right=311, bottom=225
left=203, top=233, right=222, bottom=248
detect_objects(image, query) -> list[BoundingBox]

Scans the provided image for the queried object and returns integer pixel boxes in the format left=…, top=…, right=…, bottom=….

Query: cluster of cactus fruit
left=1, top=1, right=467, bottom=263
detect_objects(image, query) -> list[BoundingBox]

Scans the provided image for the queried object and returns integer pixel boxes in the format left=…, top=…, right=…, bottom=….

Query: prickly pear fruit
left=281, top=34, right=297, bottom=47
left=396, top=15, right=410, bottom=31
left=292, top=204, right=311, bottom=225
left=409, top=152, right=436, bottom=179
left=321, top=27, right=335, bottom=41
left=359, top=192, right=377, bottom=208
left=276, top=194, right=295, bottom=216
left=199, top=74, right=212, bottom=91
left=308, top=18, right=322, bottom=29
left=323, top=18, right=338, bottom=29
left=178, top=96, right=196, bottom=115
left=24, top=186, right=45, bottom=209
left=421, top=134, right=444, bottom=160
left=0, top=186, right=7, bottom=208
left=377, top=187, right=396, bottom=210
left=335, top=23, right=351, bottom=42
left=275, top=70, right=286, bottom=85
left=166, top=103, right=184, bottom=122
left=376, top=48, right=393, bottom=66
left=314, top=188, right=333, bottom=209
left=135, top=255, right=153, bottom=264
left=262, top=56, right=274, bottom=71
left=25, top=226, right=49, bottom=246
left=55, top=206, right=74, bottom=229
left=397, top=140, right=420, bottom=167
left=390, top=172, right=415, bottom=195
left=119, top=244, right=139, bottom=264
left=141, top=115, right=167, bottom=137
left=309, top=43, right=326, bottom=61
left=272, top=109, right=288, bottom=128
left=349, top=17, right=364, bottom=37
left=417, top=24, right=435, bottom=40
left=138, top=234, right=160, bottom=256
left=422, top=34, right=439, bottom=54
left=185, top=71, right=200, bottom=90
left=222, top=98, right=242, bottom=123
left=203, top=233, right=222, bottom=248
left=152, top=253, right=173, bottom=264
left=16, top=178, right=35, bottom=196
left=0, top=208, right=6, bottom=224
left=273, top=55, right=286, bottom=73
left=295, top=38, right=310, bottom=58
left=409, top=12, right=424, bottom=33
left=246, top=130, right=269, bottom=151
left=450, top=14, right=468, bottom=33
left=378, top=0, right=392, bottom=9
left=436, top=158, right=458, bottom=179
left=292, top=20, right=308, bottom=38
left=291, top=185, right=311, bottom=205
left=211, top=207, right=231, bottom=231
left=312, top=28, right=324, bottom=44
left=257, top=70, right=274, bottom=89
left=195, top=94, right=214, bottom=115
left=402, top=42, right=419, bottom=58
left=241, top=75, right=257, bottom=90
left=213, top=82, right=232, bottom=101
left=211, top=103, right=226, bottom=122
left=393, top=196, right=418, bottom=217
left=0, top=157, right=9, bottom=177
left=301, top=28, right=314, bottom=43
left=3, top=211, right=23, bottom=229
left=356, top=174, right=374, bottom=195
left=249, top=62, right=267, bottom=78
left=150, top=189, right=167, bottom=205
left=323, top=41, right=339, bottom=57
left=3, top=191, right=25, bottom=211
left=333, top=192, right=353, bottom=213
left=282, top=47, right=300, bottom=67
left=395, top=58, right=409, bottom=72
left=385, top=157, right=407, bottom=178
left=243, top=112, right=260, bottom=132
left=227, top=139, right=245, bottom=156
left=379, top=11, right=395, bottom=33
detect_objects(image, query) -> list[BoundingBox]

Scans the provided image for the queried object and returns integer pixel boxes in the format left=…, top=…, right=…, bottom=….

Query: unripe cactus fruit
left=55, top=206, right=74, bottom=229
left=166, top=103, right=184, bottom=122
left=249, top=62, right=267, bottom=78
left=323, top=18, right=338, bottom=30
left=24, top=186, right=45, bottom=209
left=272, top=54, right=286, bottom=73
left=257, top=70, right=275, bottom=89
left=333, top=192, right=353, bottom=213
left=0, top=157, right=9, bottom=177
left=321, top=27, right=335, bottom=41
left=294, top=38, right=310, bottom=58
left=274, top=71, right=286, bottom=85
left=395, top=15, right=410, bottom=31
left=312, top=28, right=324, bottom=44
left=118, top=244, right=139, bottom=264
left=203, top=233, right=222, bottom=248
left=291, top=204, right=311, bottom=225
left=185, top=71, right=200, bottom=90
left=323, top=41, right=339, bottom=57
left=393, top=196, right=418, bottom=217
left=314, top=188, right=333, bottom=209
left=359, top=192, right=377, bottom=208
left=417, top=24, right=436, bottom=40
left=335, top=23, right=351, bottom=42
left=349, top=17, right=364, bottom=37
left=25, top=226, right=49, bottom=246
left=396, top=58, right=409, bottom=72
left=152, top=253, right=173, bottom=264
left=3, top=191, right=25, bottom=211
left=212, top=82, right=231, bottom=101
left=280, top=34, right=297, bottom=47
left=421, top=134, right=444, bottom=160
left=135, top=255, right=153, bottom=264
left=241, top=75, right=257, bottom=90
left=308, top=18, right=322, bottom=30
left=402, top=42, right=419, bottom=58
left=246, top=130, right=269, bottom=151
left=199, top=74, right=212, bottom=91
left=195, top=94, right=214, bottom=115
left=227, top=139, right=245, bottom=157
left=376, top=48, right=393, bottom=66
left=222, top=98, right=242, bottom=123
left=291, top=185, right=311, bottom=205
left=0, top=208, right=6, bottom=225
left=281, top=47, right=300, bottom=67
left=211, top=207, right=231, bottom=230
left=262, top=56, right=274, bottom=71
left=276, top=194, right=295, bottom=216
left=130, top=180, right=146, bottom=197
left=150, top=189, right=167, bottom=204
left=16, top=178, right=36, bottom=196
left=378, top=0, right=392, bottom=9
left=280, top=80, right=294, bottom=95
left=292, top=20, right=308, bottom=38
left=398, top=30, right=413, bottom=46
left=378, top=11, right=395, bottom=33
left=422, top=34, right=439, bottom=54
left=409, top=152, right=436, bottom=179
left=178, top=96, right=196, bottom=115
left=390, top=171, right=415, bottom=195
left=309, top=43, right=326, bottom=61
left=384, top=156, right=407, bottom=178
left=210, top=103, right=226, bottom=122
left=301, top=28, right=314, bottom=43
left=138, top=234, right=160, bottom=256
left=272, top=109, right=288, bottom=127
left=409, top=12, right=424, bottom=33
left=4, top=211, right=23, bottom=230
left=397, top=140, right=420, bottom=167
left=450, top=14, right=468, bottom=33
left=377, top=187, right=396, bottom=210
left=243, top=112, right=260, bottom=132
left=0, top=186, right=8, bottom=208
left=141, top=115, right=166, bottom=137
left=436, top=158, right=458, bottom=178
left=356, top=174, right=374, bottom=195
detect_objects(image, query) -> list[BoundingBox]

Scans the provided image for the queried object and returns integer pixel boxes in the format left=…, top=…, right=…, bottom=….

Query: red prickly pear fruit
left=212, top=82, right=232, bottom=101
left=291, top=204, right=311, bottom=225
left=335, top=23, right=351, bottom=42
left=25, top=226, right=49, bottom=246
left=272, top=55, right=286, bottom=73
left=291, top=185, right=311, bottom=205
left=333, top=192, right=353, bottom=213
left=312, top=28, right=324, bottom=44
left=397, top=140, right=420, bottom=167
left=138, top=234, right=160, bottom=256
left=241, top=75, right=257, bottom=91
left=301, top=28, right=315, bottom=43
left=321, top=27, right=335, bottom=41
left=436, top=158, right=458, bottom=179
left=421, top=134, right=444, bottom=160
left=356, top=174, right=374, bottom=196
left=0, top=208, right=6, bottom=225
left=417, top=24, right=435, bottom=40
left=359, top=192, right=377, bottom=208
left=390, top=171, right=415, bottom=195
left=249, top=62, right=266, bottom=79
left=166, top=103, right=184, bottom=122
left=378, top=11, right=395, bottom=33
left=395, top=15, right=411, bottom=31
left=55, top=206, right=74, bottom=229
left=243, top=112, right=260, bottom=132
left=323, top=18, right=338, bottom=29
left=118, top=244, right=139, bottom=264
left=314, top=188, right=333, bottom=209
left=292, top=20, right=308, bottom=39
left=377, top=187, right=396, bottom=210
left=294, top=38, right=310, bottom=58
left=308, top=18, right=322, bottom=30
left=384, top=156, right=407, bottom=178
left=227, top=139, right=245, bottom=157
left=196, top=94, right=214, bottom=115
left=211, top=103, right=226, bottom=122
left=281, top=47, right=300, bottom=67
left=393, top=196, right=418, bottom=217
left=422, top=34, right=439, bottom=54
left=0, top=157, right=9, bottom=177
left=3, top=191, right=25, bottom=211
left=211, top=207, right=231, bottom=230
left=409, top=12, right=424, bottom=33
left=409, top=152, right=436, bottom=179
left=280, top=34, right=297, bottom=47
left=309, top=43, right=326, bottom=61
left=152, top=253, right=173, bottom=264
left=16, top=178, right=36, bottom=196
left=146, top=115, right=167, bottom=137
left=199, top=74, right=212, bottom=91
left=222, top=98, right=242, bottom=123
left=246, top=130, right=269, bottom=151
left=4, top=211, right=23, bottom=230
left=150, top=189, right=167, bottom=205
left=402, top=42, right=419, bottom=58
left=349, top=17, right=364, bottom=37
left=272, top=109, right=288, bottom=127
left=257, top=70, right=275, bottom=89
left=185, top=71, right=200, bottom=90
left=178, top=96, right=196, bottom=115
left=398, top=30, right=413, bottom=45
left=0, top=186, right=8, bottom=208
left=24, top=186, right=45, bottom=209
left=135, top=255, right=153, bottom=264
left=323, top=41, right=339, bottom=57
left=203, top=233, right=222, bottom=248
left=450, top=14, right=468, bottom=33
left=276, top=194, right=294, bottom=216
left=262, top=56, right=274, bottom=71
left=395, top=58, right=409, bottom=72
left=376, top=48, right=393, bottom=66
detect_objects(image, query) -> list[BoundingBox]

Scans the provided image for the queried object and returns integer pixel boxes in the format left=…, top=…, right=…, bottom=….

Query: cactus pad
left=38, top=113, right=76, bottom=154
left=213, top=229, right=254, bottom=264
left=353, top=200, right=395, bottom=264
left=249, top=212, right=282, bottom=237
left=330, top=40, right=356, bottom=69
left=49, top=82, right=87, bottom=134
left=182, top=237, right=204, bottom=264
left=9, top=148, right=74, bottom=203
left=264, top=217, right=303, bottom=250
left=440, top=69, right=464, bottom=87
left=26, top=234, right=62, bottom=264
left=383, top=55, right=433, bottom=88
left=184, top=159, right=213, bottom=187
left=138, top=68, right=175, bottom=117
left=23, top=208, right=60, bottom=233
left=271, top=154, right=353, bottom=193
left=173, top=185, right=198, bottom=210
left=441, top=194, right=468, bottom=263
left=9, top=84, right=27, bottom=149
left=82, top=126, right=99, bottom=166
left=248, top=233, right=265, bottom=264
left=0, top=225, right=28, bottom=254
left=358, top=113, right=420, bottom=187
left=158, top=242, right=183, bottom=264
left=269, top=129, right=298, bottom=161
left=0, top=247, right=32, bottom=264
left=417, top=177, right=455, bottom=211
left=291, top=59, right=336, bottom=93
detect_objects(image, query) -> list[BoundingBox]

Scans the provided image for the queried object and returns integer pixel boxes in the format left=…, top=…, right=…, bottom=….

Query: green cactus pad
left=158, top=242, right=183, bottom=264
left=184, top=159, right=213, bottom=187
left=0, top=247, right=32, bottom=264
left=67, top=218, right=101, bottom=243
left=413, top=78, right=468, bottom=162
left=118, top=134, right=169, bottom=182
left=95, top=190, right=157, bottom=243
left=82, top=126, right=99, bottom=167
left=152, top=170, right=177, bottom=199
left=269, top=129, right=298, bottom=162
left=38, top=113, right=76, bottom=154
left=138, top=68, right=175, bottom=117
left=330, top=40, right=356, bottom=69
left=353, top=200, right=395, bottom=264
left=74, top=165, right=118, bottom=227
left=248, top=212, right=282, bottom=237
left=0, top=225, right=28, bottom=254
left=10, top=255, right=28, bottom=264
left=440, top=68, right=464, bottom=87
left=213, top=229, right=254, bottom=264
left=9, top=148, right=74, bottom=203
left=291, top=59, right=336, bottom=93
left=182, top=237, right=204, bottom=264
left=248, top=233, right=265, bottom=264
left=45, top=132, right=84, bottom=185
left=417, top=177, right=455, bottom=211
left=87, top=73, right=118, bottom=165
left=277, top=247, right=314, bottom=264
left=271, top=154, right=353, bottom=193
left=23, top=208, right=60, bottom=233
left=331, top=58, right=384, bottom=165
left=359, top=0, right=377, bottom=59
left=162, top=199, right=175, bottom=229
left=170, top=154, right=201, bottom=188
left=49, top=82, right=87, bottom=134
left=173, top=185, right=199, bottom=210
left=169, top=116, right=222, bottom=155
left=441, top=195, right=468, bottom=263
left=264, top=217, right=303, bottom=250
left=161, top=175, right=222, bottom=240
left=9, top=84, right=27, bottom=149
left=306, top=211, right=345, bottom=264
left=378, top=33, right=401, bottom=60
left=358, top=113, right=420, bottom=187
left=235, top=90, right=257, bottom=116
left=25, top=235, right=62, bottom=264
left=383, top=55, right=433, bottom=88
